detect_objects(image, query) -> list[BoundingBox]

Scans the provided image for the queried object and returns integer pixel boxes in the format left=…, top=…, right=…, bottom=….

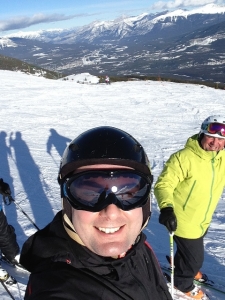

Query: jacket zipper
left=128, top=256, right=149, bottom=299
left=200, top=157, right=215, bottom=234
left=143, top=254, right=169, bottom=297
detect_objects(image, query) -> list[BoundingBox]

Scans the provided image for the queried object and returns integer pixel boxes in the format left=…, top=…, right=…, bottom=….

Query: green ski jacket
left=154, top=134, right=225, bottom=238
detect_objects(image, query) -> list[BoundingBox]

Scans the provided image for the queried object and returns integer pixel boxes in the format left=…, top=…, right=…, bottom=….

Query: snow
left=155, top=4, right=225, bottom=21
left=61, top=72, right=100, bottom=83
left=0, top=70, right=225, bottom=299
left=4, top=29, right=65, bottom=39
left=2, top=4, right=225, bottom=44
left=0, top=38, right=17, bottom=48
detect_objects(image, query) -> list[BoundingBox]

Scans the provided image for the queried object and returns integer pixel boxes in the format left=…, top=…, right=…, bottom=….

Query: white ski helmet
left=199, top=115, right=225, bottom=139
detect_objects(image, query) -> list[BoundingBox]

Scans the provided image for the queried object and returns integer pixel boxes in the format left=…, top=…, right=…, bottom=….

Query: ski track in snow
left=0, top=70, right=225, bottom=299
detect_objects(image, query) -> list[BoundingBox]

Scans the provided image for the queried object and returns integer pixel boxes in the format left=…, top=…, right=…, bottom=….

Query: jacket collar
left=46, top=211, right=146, bottom=279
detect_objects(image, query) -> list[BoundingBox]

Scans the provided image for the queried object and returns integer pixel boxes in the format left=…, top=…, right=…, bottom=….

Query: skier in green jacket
left=154, top=115, right=225, bottom=299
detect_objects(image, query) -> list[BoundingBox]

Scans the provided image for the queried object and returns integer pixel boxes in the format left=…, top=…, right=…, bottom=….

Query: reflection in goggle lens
left=207, top=123, right=225, bottom=137
left=63, top=170, right=151, bottom=212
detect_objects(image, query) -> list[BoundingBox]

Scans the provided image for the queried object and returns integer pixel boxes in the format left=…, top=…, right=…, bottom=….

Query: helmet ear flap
left=142, top=197, right=151, bottom=228
left=63, top=198, right=72, bottom=220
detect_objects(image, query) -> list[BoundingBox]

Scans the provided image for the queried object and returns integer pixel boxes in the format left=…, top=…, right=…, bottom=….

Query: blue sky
left=0, top=0, right=224, bottom=34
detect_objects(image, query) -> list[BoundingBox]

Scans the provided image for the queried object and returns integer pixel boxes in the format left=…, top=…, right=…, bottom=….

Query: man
left=20, top=126, right=172, bottom=300
left=105, top=75, right=110, bottom=84
left=154, top=115, right=225, bottom=299
left=0, top=178, right=20, bottom=267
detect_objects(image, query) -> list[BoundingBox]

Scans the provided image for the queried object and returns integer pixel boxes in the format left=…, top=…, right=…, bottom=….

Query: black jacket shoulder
left=21, top=211, right=172, bottom=300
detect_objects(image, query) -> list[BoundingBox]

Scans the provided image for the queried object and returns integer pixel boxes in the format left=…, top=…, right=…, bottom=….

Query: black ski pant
left=173, top=235, right=204, bottom=293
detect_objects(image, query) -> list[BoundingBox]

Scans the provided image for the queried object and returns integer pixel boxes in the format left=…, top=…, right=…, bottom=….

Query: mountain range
left=0, top=4, right=225, bottom=82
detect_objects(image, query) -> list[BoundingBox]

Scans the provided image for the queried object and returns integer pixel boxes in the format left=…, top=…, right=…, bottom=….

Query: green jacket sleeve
left=154, top=152, right=186, bottom=210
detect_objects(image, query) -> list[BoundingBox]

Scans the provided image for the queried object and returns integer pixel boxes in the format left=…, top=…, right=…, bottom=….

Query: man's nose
left=100, top=203, right=121, bottom=219
left=210, top=137, right=219, bottom=143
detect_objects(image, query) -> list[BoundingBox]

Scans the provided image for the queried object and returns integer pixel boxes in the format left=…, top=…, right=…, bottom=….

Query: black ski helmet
left=58, top=126, right=153, bottom=226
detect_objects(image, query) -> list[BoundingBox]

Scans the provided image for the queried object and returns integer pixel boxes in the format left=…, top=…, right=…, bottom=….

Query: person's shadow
left=47, top=129, right=71, bottom=157
left=9, top=132, right=54, bottom=228
left=0, top=131, right=27, bottom=245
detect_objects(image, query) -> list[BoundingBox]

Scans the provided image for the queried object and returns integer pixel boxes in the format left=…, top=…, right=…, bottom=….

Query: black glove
left=159, top=207, right=177, bottom=233
left=0, top=179, right=11, bottom=196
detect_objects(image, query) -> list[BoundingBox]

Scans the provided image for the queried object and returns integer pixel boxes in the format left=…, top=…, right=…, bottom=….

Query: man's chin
left=94, top=243, right=129, bottom=257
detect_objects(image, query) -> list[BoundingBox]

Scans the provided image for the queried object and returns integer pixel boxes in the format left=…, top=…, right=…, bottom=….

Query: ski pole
left=50, top=152, right=59, bottom=168
left=9, top=196, right=40, bottom=231
left=169, top=232, right=175, bottom=299
left=0, top=280, right=16, bottom=300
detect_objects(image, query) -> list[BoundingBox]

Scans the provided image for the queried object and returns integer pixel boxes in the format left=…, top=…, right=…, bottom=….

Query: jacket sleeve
left=154, top=152, right=186, bottom=210
left=0, top=209, right=19, bottom=260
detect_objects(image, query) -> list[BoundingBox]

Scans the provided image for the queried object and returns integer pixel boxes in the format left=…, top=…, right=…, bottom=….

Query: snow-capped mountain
left=0, top=37, right=17, bottom=48
left=0, top=4, right=225, bottom=82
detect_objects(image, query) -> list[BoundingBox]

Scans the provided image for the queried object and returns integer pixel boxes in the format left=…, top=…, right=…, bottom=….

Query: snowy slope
left=0, top=70, right=225, bottom=299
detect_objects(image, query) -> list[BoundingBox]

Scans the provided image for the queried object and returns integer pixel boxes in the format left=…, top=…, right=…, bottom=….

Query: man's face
left=72, top=205, right=143, bottom=257
left=71, top=164, right=143, bottom=257
left=201, top=134, right=225, bottom=151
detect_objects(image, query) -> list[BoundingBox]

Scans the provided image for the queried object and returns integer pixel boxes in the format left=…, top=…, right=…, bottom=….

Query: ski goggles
left=63, top=170, right=152, bottom=212
left=206, top=123, right=225, bottom=137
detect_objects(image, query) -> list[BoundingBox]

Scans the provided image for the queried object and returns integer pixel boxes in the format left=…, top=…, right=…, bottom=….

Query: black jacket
left=0, top=209, right=19, bottom=261
left=20, top=211, right=172, bottom=300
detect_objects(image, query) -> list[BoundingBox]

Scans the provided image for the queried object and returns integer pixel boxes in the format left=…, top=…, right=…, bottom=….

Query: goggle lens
left=63, top=170, right=151, bottom=211
left=207, top=123, right=225, bottom=137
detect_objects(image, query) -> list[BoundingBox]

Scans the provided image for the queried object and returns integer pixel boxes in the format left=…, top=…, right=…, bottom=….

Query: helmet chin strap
left=62, top=198, right=85, bottom=245
left=141, top=216, right=150, bottom=231
left=63, top=212, right=86, bottom=246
